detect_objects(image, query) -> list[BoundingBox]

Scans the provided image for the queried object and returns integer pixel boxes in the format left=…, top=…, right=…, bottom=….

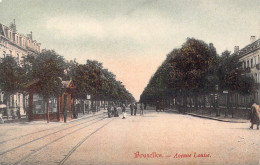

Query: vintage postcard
left=0, top=0, right=260, bottom=164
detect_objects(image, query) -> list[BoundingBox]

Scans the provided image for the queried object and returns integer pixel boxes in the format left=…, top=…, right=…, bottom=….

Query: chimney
left=27, top=31, right=33, bottom=40
left=10, top=19, right=17, bottom=32
left=250, top=36, right=256, bottom=43
left=234, top=46, right=239, bottom=53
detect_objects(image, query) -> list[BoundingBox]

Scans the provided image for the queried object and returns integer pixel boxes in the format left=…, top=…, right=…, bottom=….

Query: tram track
left=0, top=113, right=107, bottom=156
left=58, top=118, right=114, bottom=165
left=0, top=112, right=105, bottom=145
left=12, top=117, right=113, bottom=165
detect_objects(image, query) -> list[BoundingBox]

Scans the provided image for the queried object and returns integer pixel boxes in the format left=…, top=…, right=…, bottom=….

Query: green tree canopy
left=0, top=56, right=25, bottom=97
left=31, top=49, right=66, bottom=99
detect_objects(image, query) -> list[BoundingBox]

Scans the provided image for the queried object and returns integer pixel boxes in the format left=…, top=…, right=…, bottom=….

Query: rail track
left=0, top=112, right=105, bottom=145
left=58, top=119, right=114, bottom=165
left=12, top=117, right=113, bottom=165
left=0, top=113, right=107, bottom=156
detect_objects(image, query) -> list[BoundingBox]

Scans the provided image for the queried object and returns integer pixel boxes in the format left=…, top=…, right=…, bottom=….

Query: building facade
left=0, top=20, right=42, bottom=117
left=234, top=36, right=260, bottom=105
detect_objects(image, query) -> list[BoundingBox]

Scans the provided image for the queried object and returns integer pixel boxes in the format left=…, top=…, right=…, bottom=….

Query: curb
left=167, top=109, right=248, bottom=123
left=69, top=110, right=106, bottom=123
left=186, top=113, right=248, bottom=123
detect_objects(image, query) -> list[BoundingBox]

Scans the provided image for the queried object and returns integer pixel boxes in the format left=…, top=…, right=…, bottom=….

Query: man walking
left=107, top=105, right=112, bottom=118
left=134, top=103, right=137, bottom=116
left=122, top=104, right=126, bottom=119
left=140, top=103, right=144, bottom=116
left=250, top=101, right=260, bottom=130
left=63, top=109, right=67, bottom=123
left=130, top=103, right=134, bottom=116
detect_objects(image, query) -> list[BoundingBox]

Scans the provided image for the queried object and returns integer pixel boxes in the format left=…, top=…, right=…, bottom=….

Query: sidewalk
left=168, top=109, right=249, bottom=123
left=186, top=112, right=249, bottom=123
left=0, top=110, right=106, bottom=124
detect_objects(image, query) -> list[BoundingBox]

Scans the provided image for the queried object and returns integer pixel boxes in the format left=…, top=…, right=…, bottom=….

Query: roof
left=235, top=38, right=260, bottom=58
left=26, top=79, right=75, bottom=89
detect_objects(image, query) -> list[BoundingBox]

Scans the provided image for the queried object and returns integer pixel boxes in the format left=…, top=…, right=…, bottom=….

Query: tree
left=168, top=38, right=218, bottom=112
left=72, top=60, right=103, bottom=102
left=141, top=38, right=219, bottom=112
left=218, top=50, right=254, bottom=112
left=0, top=56, right=25, bottom=106
left=31, top=49, right=66, bottom=122
left=72, top=60, right=135, bottom=108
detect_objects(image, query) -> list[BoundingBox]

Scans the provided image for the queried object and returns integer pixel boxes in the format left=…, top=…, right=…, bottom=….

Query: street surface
left=0, top=108, right=259, bottom=165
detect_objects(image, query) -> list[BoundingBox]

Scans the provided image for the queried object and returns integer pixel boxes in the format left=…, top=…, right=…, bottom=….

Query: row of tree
left=0, top=49, right=135, bottom=111
left=140, top=38, right=254, bottom=112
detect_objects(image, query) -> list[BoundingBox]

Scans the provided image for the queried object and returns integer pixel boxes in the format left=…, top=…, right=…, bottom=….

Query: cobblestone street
left=0, top=109, right=259, bottom=165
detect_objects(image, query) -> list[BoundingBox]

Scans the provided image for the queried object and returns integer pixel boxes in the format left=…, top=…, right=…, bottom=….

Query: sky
left=0, top=0, right=260, bottom=100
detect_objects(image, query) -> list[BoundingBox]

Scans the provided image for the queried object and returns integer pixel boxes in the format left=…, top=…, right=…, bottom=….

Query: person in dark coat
left=107, top=105, right=112, bottom=118
left=122, top=104, right=126, bottom=119
left=130, top=103, right=134, bottom=116
left=114, top=106, right=119, bottom=117
left=134, top=103, right=137, bottom=116
left=250, top=102, right=260, bottom=130
left=140, top=103, right=144, bottom=116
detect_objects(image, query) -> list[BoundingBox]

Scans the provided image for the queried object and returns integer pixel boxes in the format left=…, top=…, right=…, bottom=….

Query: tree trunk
left=183, top=95, right=187, bottom=114
left=4, top=93, right=10, bottom=119
left=203, top=95, right=206, bottom=108
left=46, top=98, right=50, bottom=123
left=194, top=94, right=198, bottom=110
left=28, top=93, right=34, bottom=121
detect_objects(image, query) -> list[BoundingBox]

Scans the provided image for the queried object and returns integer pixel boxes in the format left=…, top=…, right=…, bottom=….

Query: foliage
left=218, top=50, right=254, bottom=95
left=0, top=56, right=25, bottom=96
left=72, top=60, right=135, bottom=102
left=140, top=38, right=253, bottom=106
left=31, top=49, right=66, bottom=99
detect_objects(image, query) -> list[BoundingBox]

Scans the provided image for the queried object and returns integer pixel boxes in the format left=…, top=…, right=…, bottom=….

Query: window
left=247, top=60, right=249, bottom=68
left=9, top=50, right=12, bottom=56
left=33, top=94, right=46, bottom=114
left=50, top=98, right=57, bottom=113
left=251, top=59, right=253, bottom=67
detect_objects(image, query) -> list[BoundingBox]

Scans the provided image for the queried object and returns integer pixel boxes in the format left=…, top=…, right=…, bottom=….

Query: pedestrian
left=107, top=105, right=112, bottom=118
left=250, top=101, right=260, bottom=130
left=63, top=109, right=67, bottom=123
left=122, top=104, right=126, bottom=119
left=130, top=103, right=134, bottom=116
left=16, top=107, right=21, bottom=119
left=140, top=103, right=144, bottom=116
left=134, top=103, right=137, bottom=116
left=86, top=104, right=89, bottom=114
left=114, top=106, right=119, bottom=117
